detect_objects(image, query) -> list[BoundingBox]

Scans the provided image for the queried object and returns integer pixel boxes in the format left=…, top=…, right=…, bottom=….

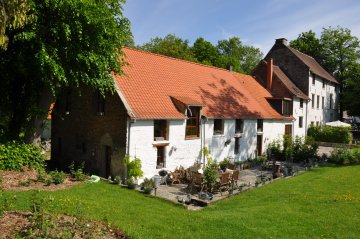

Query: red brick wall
left=51, top=87, right=128, bottom=178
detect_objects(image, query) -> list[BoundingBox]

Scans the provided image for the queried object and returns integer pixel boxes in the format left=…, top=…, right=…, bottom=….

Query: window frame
left=311, top=94, right=315, bottom=108
left=299, top=98, right=303, bottom=108
left=257, top=119, right=263, bottom=132
left=235, top=119, right=244, bottom=134
left=185, top=107, right=200, bottom=139
left=213, top=119, right=224, bottom=135
left=154, top=120, right=168, bottom=141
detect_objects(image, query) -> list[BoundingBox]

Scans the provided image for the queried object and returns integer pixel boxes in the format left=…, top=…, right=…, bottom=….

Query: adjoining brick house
left=52, top=47, right=294, bottom=179
left=253, top=38, right=339, bottom=136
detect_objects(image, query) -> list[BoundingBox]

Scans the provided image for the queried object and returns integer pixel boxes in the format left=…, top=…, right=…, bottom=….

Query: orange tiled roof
left=113, top=48, right=289, bottom=120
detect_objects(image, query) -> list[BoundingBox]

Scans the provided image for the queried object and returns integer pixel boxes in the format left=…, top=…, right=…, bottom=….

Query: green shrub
left=0, top=141, right=44, bottom=171
left=308, top=126, right=352, bottom=144
left=49, top=170, right=67, bottom=185
left=293, top=136, right=318, bottom=163
left=123, top=155, right=143, bottom=180
left=69, top=162, right=88, bottom=181
left=268, top=139, right=285, bottom=161
left=329, top=148, right=359, bottom=165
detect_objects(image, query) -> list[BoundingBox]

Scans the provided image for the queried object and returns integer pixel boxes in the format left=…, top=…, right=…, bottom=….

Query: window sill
left=185, top=136, right=200, bottom=140
left=153, top=141, right=170, bottom=147
left=234, top=133, right=242, bottom=138
left=257, top=132, right=264, bottom=135
left=213, top=134, right=224, bottom=137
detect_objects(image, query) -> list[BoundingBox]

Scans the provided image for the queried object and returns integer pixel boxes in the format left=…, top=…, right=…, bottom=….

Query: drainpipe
left=305, top=101, right=308, bottom=136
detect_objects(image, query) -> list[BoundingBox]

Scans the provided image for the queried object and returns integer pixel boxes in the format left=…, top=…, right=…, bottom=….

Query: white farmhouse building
left=52, top=47, right=294, bottom=179
left=253, top=38, right=339, bottom=137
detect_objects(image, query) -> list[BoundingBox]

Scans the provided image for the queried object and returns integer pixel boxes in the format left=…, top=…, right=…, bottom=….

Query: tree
left=217, top=37, right=263, bottom=74
left=289, top=30, right=323, bottom=62
left=0, top=0, right=131, bottom=142
left=138, top=34, right=195, bottom=61
left=290, top=26, right=360, bottom=118
left=192, top=37, right=220, bottom=66
left=0, top=0, right=31, bottom=49
left=342, top=63, right=360, bottom=116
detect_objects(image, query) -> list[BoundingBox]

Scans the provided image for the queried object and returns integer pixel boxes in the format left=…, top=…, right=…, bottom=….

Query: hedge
left=0, top=141, right=44, bottom=171
left=307, top=125, right=352, bottom=144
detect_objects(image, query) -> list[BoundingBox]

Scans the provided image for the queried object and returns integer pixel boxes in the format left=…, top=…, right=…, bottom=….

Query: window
left=300, top=98, right=303, bottom=108
left=312, top=73, right=316, bottom=85
left=322, top=79, right=325, bottom=88
left=97, top=92, right=105, bottom=115
left=213, top=119, right=224, bottom=135
left=316, top=95, right=320, bottom=109
left=311, top=94, right=315, bottom=108
left=257, top=119, right=263, bottom=132
left=154, top=120, right=168, bottom=140
left=285, top=125, right=292, bottom=136
left=185, top=107, right=200, bottom=138
left=234, top=137, right=240, bottom=155
left=156, top=146, right=165, bottom=168
left=299, top=116, right=303, bottom=128
left=322, top=96, right=324, bottom=109
left=235, top=119, right=244, bottom=134
left=283, top=100, right=292, bottom=116
left=329, top=94, right=333, bottom=109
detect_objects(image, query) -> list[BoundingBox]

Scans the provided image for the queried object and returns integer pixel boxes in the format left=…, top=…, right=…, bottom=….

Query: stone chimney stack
left=275, top=38, right=288, bottom=45
left=266, top=58, right=273, bottom=90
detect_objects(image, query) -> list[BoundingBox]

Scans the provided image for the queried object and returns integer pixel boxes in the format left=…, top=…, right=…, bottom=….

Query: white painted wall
left=127, top=118, right=290, bottom=179
left=292, top=97, right=306, bottom=138
left=307, top=72, right=338, bottom=127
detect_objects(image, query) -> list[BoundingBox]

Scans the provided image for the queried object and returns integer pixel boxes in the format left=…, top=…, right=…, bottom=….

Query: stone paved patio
left=151, top=166, right=275, bottom=210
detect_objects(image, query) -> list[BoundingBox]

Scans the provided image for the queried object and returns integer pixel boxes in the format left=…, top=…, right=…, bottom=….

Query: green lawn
left=2, top=165, right=360, bottom=239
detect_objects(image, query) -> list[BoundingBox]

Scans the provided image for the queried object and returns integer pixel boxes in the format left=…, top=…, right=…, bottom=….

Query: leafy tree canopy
left=138, top=35, right=263, bottom=74
left=139, top=34, right=195, bottom=61
left=0, top=0, right=132, bottom=141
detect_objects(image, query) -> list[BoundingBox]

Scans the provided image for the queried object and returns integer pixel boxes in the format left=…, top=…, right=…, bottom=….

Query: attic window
left=185, top=107, right=200, bottom=139
left=154, top=120, right=168, bottom=140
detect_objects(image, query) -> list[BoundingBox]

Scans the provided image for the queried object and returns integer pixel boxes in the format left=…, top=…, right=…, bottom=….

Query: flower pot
left=143, top=187, right=153, bottom=194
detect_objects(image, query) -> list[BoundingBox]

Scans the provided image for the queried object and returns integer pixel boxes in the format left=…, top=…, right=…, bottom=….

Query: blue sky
left=123, top=0, right=360, bottom=54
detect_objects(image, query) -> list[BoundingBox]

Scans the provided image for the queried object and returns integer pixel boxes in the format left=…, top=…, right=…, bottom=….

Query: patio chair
left=230, top=170, right=240, bottom=188
left=189, top=172, right=206, bottom=193
left=214, top=172, right=230, bottom=196
left=170, top=171, right=181, bottom=184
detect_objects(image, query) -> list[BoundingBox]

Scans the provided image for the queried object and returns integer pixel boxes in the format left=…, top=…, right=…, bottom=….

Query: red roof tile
left=114, top=48, right=289, bottom=120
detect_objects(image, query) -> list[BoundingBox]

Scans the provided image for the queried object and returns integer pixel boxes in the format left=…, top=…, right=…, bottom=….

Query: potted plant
left=123, top=155, right=143, bottom=189
left=142, top=178, right=155, bottom=194
left=204, top=164, right=217, bottom=192
left=219, top=158, right=230, bottom=172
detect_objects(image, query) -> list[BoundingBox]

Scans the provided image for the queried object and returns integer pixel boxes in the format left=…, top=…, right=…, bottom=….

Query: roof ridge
left=287, top=45, right=315, bottom=60
left=123, top=46, right=249, bottom=76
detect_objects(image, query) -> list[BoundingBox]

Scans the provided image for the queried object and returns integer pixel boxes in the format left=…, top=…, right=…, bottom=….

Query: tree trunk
left=24, top=87, right=54, bottom=145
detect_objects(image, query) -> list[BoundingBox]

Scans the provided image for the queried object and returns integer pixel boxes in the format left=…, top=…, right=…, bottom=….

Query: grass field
left=2, top=165, right=360, bottom=239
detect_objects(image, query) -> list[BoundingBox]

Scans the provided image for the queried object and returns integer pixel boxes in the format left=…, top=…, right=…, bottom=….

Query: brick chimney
left=275, top=38, right=288, bottom=45
left=266, top=58, right=273, bottom=90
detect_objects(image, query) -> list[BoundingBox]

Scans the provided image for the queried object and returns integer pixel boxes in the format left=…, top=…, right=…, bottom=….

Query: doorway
left=257, top=135, right=262, bottom=156
left=156, top=146, right=165, bottom=168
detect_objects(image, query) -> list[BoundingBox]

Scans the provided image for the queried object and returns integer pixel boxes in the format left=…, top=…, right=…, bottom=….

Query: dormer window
left=185, top=106, right=200, bottom=138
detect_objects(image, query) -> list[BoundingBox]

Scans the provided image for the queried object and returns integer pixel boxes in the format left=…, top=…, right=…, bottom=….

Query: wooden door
left=285, top=125, right=292, bottom=136
left=257, top=135, right=262, bottom=156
